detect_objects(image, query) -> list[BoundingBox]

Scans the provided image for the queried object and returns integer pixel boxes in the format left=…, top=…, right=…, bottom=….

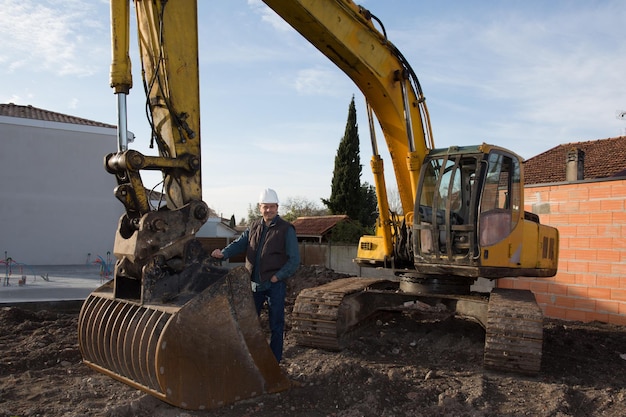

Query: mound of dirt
left=1, top=266, right=626, bottom=417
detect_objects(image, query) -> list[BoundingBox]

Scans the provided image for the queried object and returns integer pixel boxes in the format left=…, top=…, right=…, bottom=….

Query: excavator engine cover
left=78, top=266, right=290, bottom=410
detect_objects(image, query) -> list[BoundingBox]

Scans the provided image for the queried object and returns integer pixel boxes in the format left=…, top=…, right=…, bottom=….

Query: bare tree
left=386, top=187, right=403, bottom=215
left=281, top=196, right=328, bottom=222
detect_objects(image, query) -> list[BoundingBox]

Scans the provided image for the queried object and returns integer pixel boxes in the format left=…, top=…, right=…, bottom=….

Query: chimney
left=566, top=148, right=585, bottom=182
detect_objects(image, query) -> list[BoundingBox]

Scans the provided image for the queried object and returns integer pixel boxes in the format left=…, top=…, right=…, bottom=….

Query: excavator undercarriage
left=292, top=277, right=543, bottom=375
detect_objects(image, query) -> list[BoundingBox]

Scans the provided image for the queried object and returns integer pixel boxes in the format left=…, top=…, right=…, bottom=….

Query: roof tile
left=0, top=103, right=115, bottom=129
left=292, top=215, right=350, bottom=236
left=523, top=136, right=626, bottom=184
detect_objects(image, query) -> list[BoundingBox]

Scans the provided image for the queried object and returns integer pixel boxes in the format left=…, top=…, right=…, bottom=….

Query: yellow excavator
left=78, top=0, right=559, bottom=411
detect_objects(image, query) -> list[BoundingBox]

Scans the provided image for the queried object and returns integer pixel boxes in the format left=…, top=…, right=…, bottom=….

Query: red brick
left=611, top=263, right=626, bottom=275
left=611, top=288, right=626, bottom=302
left=576, top=273, right=597, bottom=287
left=549, top=213, right=570, bottom=225
left=568, top=213, right=591, bottom=225
left=597, top=225, right=622, bottom=237
left=569, top=186, right=590, bottom=200
left=574, top=297, right=596, bottom=311
left=587, top=287, right=611, bottom=300
left=591, top=262, right=612, bottom=274
left=590, top=237, right=615, bottom=250
left=614, top=238, right=626, bottom=248
left=596, top=300, right=620, bottom=314
left=608, top=314, right=626, bottom=326
left=548, top=188, right=570, bottom=202
left=596, top=275, right=620, bottom=288
left=600, top=199, right=625, bottom=211
left=530, top=281, right=549, bottom=293
left=574, top=225, right=597, bottom=236
left=544, top=305, right=567, bottom=320
left=513, top=280, right=531, bottom=290
left=555, top=296, right=576, bottom=308
left=558, top=247, right=576, bottom=260
left=534, top=293, right=551, bottom=305
left=577, top=200, right=597, bottom=213
left=590, top=212, right=614, bottom=224
left=610, top=182, right=626, bottom=196
left=596, top=248, right=620, bottom=262
left=575, top=250, right=597, bottom=261
left=588, top=185, right=612, bottom=199
left=497, top=278, right=515, bottom=289
left=571, top=261, right=590, bottom=273
left=567, top=286, right=587, bottom=297
left=558, top=201, right=580, bottom=213
left=569, top=237, right=591, bottom=248
left=613, top=211, right=626, bottom=223
left=548, top=283, right=568, bottom=295
left=555, top=272, right=578, bottom=284
left=565, top=309, right=588, bottom=322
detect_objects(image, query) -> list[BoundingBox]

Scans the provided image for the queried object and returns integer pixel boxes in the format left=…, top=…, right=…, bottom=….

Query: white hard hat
left=259, top=188, right=279, bottom=204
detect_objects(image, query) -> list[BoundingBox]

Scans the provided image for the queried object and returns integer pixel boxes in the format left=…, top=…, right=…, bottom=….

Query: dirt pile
left=1, top=266, right=626, bottom=417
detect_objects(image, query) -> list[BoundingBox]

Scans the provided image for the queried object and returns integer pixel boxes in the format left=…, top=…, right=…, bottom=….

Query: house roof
left=292, top=215, right=350, bottom=237
left=0, top=103, right=115, bottom=129
left=523, top=136, right=626, bottom=185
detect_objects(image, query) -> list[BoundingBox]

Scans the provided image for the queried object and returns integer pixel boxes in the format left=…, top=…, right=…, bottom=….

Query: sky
left=1, top=0, right=625, bottom=222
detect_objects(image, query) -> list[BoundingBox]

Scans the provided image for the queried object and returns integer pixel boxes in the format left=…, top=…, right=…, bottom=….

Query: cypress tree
left=322, top=96, right=362, bottom=220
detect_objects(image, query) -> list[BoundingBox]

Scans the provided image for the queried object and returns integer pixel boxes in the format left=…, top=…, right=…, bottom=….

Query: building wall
left=0, top=116, right=123, bottom=265
left=498, top=178, right=626, bottom=326
left=196, top=218, right=237, bottom=238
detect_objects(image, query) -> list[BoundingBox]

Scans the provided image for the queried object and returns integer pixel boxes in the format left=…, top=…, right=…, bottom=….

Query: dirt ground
left=1, top=265, right=626, bottom=417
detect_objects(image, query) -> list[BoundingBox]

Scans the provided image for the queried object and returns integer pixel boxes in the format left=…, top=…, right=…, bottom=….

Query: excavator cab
left=414, top=144, right=558, bottom=283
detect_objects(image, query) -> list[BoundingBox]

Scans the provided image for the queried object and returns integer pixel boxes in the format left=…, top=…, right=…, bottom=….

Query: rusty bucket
left=78, top=266, right=290, bottom=410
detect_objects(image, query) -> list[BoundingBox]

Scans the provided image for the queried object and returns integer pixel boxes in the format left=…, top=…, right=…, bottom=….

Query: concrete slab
left=0, top=264, right=109, bottom=304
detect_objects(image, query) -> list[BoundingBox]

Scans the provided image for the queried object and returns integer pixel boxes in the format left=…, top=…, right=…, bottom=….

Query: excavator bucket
left=77, top=266, right=290, bottom=410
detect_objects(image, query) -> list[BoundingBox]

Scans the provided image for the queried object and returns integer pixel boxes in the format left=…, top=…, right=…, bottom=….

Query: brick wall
left=498, top=178, right=626, bottom=325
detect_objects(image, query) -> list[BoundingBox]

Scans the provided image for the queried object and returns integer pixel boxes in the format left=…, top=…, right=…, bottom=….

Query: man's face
left=259, top=203, right=278, bottom=223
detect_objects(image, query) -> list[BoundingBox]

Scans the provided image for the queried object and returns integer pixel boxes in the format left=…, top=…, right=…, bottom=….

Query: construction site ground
left=1, top=265, right=626, bottom=417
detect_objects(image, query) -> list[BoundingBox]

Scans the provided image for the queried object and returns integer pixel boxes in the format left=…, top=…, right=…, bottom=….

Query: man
left=211, top=188, right=300, bottom=362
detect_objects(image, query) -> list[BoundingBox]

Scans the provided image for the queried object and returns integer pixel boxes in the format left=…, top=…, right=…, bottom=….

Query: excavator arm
left=263, top=0, right=434, bottom=261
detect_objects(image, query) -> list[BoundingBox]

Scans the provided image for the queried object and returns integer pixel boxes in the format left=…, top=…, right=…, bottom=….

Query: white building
left=0, top=104, right=123, bottom=265
left=197, top=217, right=239, bottom=238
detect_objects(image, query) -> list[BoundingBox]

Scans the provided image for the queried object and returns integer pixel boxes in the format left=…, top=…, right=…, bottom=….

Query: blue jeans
left=252, top=280, right=286, bottom=362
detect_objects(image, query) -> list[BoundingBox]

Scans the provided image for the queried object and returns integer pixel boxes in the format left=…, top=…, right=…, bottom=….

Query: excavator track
left=294, top=279, right=544, bottom=376
left=483, top=288, right=544, bottom=375
left=292, top=277, right=388, bottom=350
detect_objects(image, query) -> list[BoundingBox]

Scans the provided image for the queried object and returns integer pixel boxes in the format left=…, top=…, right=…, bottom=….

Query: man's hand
left=211, top=249, right=224, bottom=258
left=270, top=275, right=278, bottom=283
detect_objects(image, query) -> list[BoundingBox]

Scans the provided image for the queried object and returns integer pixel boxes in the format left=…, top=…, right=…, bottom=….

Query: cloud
left=0, top=0, right=107, bottom=76
left=246, top=0, right=292, bottom=32
left=390, top=1, right=626, bottom=157
left=293, top=66, right=348, bottom=97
